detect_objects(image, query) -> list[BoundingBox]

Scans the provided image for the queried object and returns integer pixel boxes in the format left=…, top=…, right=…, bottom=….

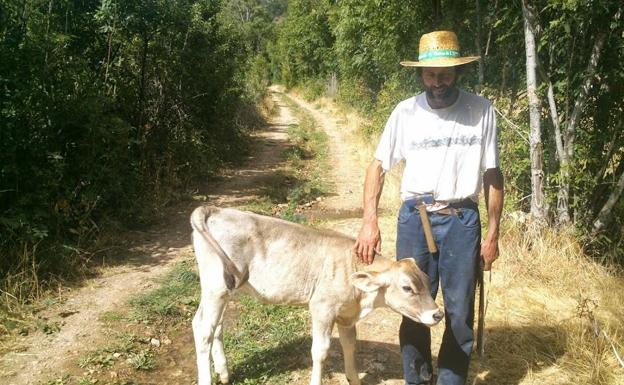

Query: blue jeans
left=396, top=199, right=481, bottom=385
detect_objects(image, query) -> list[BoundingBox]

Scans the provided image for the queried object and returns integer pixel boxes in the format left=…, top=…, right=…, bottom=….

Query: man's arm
left=353, top=159, right=385, bottom=264
left=481, top=167, right=504, bottom=270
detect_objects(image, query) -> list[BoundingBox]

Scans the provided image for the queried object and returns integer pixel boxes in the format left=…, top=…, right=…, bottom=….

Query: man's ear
left=351, top=271, right=385, bottom=292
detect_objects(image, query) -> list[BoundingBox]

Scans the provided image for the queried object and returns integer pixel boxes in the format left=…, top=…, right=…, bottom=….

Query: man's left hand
left=480, top=237, right=499, bottom=271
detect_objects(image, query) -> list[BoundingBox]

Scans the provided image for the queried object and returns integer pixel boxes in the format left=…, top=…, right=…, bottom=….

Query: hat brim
left=400, top=56, right=480, bottom=67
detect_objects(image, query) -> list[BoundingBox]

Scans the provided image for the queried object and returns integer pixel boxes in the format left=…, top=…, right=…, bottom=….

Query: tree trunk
left=592, top=169, right=624, bottom=236
left=137, top=32, right=150, bottom=132
left=522, top=0, right=547, bottom=224
left=592, top=125, right=623, bottom=214
left=556, top=31, right=607, bottom=225
left=432, top=0, right=441, bottom=22
left=474, top=0, right=484, bottom=94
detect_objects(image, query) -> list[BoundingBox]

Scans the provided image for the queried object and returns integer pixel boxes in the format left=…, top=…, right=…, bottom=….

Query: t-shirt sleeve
left=374, top=107, right=403, bottom=171
left=481, top=104, right=499, bottom=170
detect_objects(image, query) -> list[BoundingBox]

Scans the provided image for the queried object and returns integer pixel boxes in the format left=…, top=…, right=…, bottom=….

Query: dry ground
left=1, top=87, right=623, bottom=385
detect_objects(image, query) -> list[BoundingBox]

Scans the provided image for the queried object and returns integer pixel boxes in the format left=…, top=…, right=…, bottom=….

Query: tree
left=521, top=0, right=548, bottom=224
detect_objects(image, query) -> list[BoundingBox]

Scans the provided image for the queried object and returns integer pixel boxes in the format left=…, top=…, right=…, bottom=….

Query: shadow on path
left=138, top=322, right=565, bottom=385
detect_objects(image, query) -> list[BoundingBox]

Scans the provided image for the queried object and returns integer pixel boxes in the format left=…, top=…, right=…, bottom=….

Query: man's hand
left=353, top=220, right=381, bottom=265
left=480, top=237, right=498, bottom=271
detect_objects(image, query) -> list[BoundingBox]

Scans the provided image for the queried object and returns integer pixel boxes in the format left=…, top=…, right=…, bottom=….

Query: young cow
left=190, top=206, right=442, bottom=385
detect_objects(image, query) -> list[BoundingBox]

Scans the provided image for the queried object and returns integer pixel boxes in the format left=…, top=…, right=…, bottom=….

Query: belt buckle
left=409, top=194, right=434, bottom=212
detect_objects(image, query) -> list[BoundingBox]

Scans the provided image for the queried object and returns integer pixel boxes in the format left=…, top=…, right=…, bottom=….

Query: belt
left=435, top=199, right=478, bottom=216
left=433, top=207, right=462, bottom=216
left=406, top=198, right=477, bottom=216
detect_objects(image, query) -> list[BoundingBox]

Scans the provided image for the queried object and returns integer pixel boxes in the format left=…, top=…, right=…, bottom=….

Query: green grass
left=44, top=375, right=71, bottom=385
left=242, top=196, right=275, bottom=215
left=127, top=349, right=155, bottom=370
left=98, top=309, right=124, bottom=323
left=243, top=94, right=332, bottom=225
left=223, top=295, right=310, bottom=384
left=128, top=259, right=200, bottom=322
left=76, top=376, right=98, bottom=385
left=43, top=261, right=201, bottom=384
left=78, top=333, right=137, bottom=369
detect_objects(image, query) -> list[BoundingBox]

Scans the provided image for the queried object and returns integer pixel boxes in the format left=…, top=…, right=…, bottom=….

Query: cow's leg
left=211, top=316, right=230, bottom=384
left=338, top=325, right=360, bottom=385
left=193, top=292, right=228, bottom=385
left=309, top=316, right=334, bottom=385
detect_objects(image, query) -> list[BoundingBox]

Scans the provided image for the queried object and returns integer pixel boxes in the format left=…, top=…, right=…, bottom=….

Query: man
left=353, top=31, right=504, bottom=385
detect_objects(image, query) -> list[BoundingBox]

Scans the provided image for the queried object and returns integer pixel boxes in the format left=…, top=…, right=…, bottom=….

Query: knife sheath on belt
left=417, top=204, right=438, bottom=254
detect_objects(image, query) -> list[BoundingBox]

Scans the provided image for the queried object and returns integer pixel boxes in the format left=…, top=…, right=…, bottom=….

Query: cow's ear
left=351, top=272, right=384, bottom=292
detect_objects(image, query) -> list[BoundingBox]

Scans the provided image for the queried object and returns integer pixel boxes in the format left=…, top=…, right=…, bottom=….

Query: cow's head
left=351, top=258, right=443, bottom=326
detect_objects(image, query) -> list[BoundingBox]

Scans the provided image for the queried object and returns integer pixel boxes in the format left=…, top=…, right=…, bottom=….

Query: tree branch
left=592, top=167, right=624, bottom=236
left=565, top=32, right=606, bottom=158
left=593, top=122, right=623, bottom=188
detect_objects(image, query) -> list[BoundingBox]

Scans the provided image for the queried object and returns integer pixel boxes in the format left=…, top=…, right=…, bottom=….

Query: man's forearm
left=362, top=160, right=385, bottom=223
left=483, top=168, right=504, bottom=240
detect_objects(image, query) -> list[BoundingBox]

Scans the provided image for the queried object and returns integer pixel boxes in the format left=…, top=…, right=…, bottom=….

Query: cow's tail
left=190, top=206, right=244, bottom=291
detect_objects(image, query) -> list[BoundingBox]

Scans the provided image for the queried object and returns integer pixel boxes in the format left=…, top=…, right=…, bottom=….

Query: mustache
left=426, top=87, right=454, bottom=99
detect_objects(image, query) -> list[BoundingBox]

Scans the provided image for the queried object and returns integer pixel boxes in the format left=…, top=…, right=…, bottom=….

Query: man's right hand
left=353, top=220, right=381, bottom=265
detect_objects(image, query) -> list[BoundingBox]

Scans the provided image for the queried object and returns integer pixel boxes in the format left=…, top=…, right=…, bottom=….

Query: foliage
left=0, top=0, right=261, bottom=303
left=266, top=0, right=624, bottom=261
left=331, top=0, right=430, bottom=102
left=272, top=0, right=334, bottom=87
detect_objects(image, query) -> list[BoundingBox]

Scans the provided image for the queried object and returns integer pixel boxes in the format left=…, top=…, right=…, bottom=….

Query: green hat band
left=418, top=49, right=460, bottom=61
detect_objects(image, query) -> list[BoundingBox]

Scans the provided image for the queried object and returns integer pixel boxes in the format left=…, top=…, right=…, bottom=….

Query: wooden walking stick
left=476, top=260, right=486, bottom=357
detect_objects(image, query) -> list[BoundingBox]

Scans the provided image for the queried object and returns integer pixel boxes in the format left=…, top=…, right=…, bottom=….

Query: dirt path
left=0, top=90, right=297, bottom=385
left=283, top=92, right=410, bottom=385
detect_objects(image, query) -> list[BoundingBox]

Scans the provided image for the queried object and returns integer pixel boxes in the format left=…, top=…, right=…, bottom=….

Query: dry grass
left=477, top=218, right=624, bottom=385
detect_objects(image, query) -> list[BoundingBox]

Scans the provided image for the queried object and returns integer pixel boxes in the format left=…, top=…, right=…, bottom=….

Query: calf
left=190, top=206, right=442, bottom=385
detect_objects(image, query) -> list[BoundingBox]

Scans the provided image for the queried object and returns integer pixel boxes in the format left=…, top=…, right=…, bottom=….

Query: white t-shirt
left=374, top=89, right=499, bottom=202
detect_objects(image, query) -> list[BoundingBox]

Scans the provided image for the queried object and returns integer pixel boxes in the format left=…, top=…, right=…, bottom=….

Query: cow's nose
left=432, top=310, right=444, bottom=323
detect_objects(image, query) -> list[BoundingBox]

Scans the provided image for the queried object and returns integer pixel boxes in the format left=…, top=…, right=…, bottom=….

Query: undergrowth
left=480, top=217, right=624, bottom=385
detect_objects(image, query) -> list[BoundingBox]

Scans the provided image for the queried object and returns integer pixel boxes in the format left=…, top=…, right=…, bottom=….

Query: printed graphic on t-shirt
left=409, top=135, right=482, bottom=150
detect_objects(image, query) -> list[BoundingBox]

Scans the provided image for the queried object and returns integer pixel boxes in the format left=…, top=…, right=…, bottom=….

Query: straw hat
left=400, top=30, right=480, bottom=67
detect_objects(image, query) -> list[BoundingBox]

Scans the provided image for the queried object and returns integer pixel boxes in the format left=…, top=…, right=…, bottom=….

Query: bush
left=0, top=0, right=258, bottom=305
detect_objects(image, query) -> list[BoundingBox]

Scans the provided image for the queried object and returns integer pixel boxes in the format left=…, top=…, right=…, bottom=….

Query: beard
left=424, top=83, right=458, bottom=106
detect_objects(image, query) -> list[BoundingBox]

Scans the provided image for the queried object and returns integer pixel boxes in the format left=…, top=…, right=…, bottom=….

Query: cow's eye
left=402, top=286, right=413, bottom=293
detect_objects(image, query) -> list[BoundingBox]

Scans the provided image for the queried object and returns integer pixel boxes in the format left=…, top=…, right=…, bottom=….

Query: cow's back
left=203, top=208, right=357, bottom=305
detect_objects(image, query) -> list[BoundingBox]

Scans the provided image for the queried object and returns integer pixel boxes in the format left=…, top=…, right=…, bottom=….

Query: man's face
left=421, top=67, right=458, bottom=105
